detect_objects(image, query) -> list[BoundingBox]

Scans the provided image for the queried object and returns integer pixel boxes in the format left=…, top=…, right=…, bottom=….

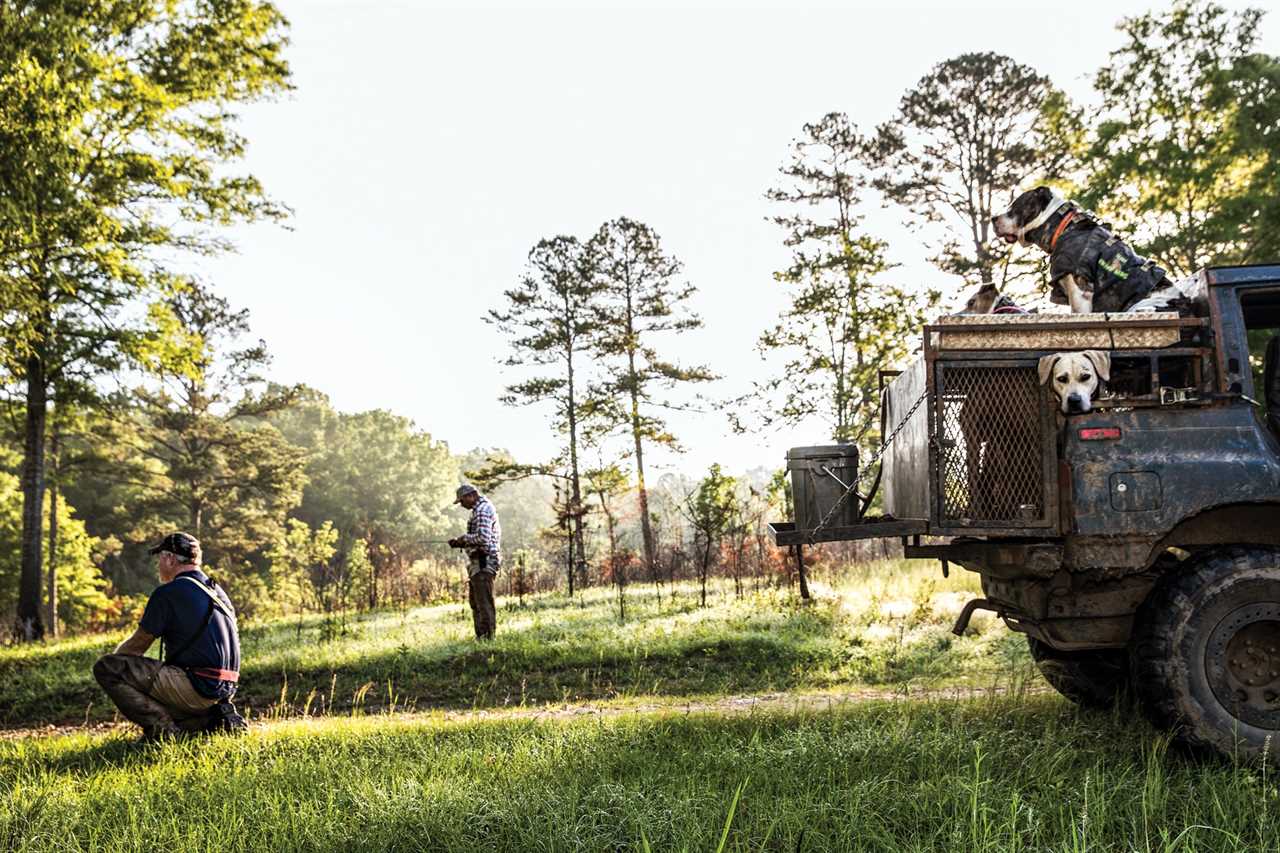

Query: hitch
left=952, top=598, right=999, bottom=637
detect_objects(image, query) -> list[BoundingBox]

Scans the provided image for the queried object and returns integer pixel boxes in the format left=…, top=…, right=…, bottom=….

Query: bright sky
left=202, top=0, right=1278, bottom=478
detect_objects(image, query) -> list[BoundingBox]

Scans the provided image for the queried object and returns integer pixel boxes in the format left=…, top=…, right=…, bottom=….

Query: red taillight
left=1079, top=427, right=1121, bottom=441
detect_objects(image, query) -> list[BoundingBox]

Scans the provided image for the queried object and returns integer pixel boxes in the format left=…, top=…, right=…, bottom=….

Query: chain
left=806, top=386, right=929, bottom=543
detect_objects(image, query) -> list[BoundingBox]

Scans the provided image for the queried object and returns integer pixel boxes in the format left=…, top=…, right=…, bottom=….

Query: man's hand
left=448, top=537, right=464, bottom=548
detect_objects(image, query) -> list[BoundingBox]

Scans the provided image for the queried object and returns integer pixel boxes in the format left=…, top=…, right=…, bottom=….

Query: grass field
left=6, top=560, right=1273, bottom=851
left=4, top=696, right=1279, bottom=851
left=1, top=560, right=1024, bottom=728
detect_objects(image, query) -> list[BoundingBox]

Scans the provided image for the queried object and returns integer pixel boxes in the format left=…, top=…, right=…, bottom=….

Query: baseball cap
left=148, top=532, right=201, bottom=562
left=454, top=484, right=479, bottom=504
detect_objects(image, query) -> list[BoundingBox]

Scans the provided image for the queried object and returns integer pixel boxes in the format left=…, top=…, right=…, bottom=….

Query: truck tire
left=1131, top=547, right=1280, bottom=760
left=1027, top=637, right=1128, bottom=708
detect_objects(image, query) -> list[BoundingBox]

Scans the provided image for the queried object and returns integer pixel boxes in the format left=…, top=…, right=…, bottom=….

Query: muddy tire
left=1027, top=637, right=1128, bottom=709
left=1131, top=547, right=1280, bottom=761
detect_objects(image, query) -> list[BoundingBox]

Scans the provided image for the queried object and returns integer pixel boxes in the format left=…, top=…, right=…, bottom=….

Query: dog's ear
left=1038, top=354, right=1060, bottom=385
left=1082, top=350, right=1111, bottom=382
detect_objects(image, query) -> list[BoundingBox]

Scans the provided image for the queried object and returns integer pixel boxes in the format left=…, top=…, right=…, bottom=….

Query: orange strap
left=1048, top=210, right=1077, bottom=252
left=191, top=667, right=239, bottom=683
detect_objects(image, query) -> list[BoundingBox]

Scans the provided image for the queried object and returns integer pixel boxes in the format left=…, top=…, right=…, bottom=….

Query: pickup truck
left=771, top=264, right=1280, bottom=761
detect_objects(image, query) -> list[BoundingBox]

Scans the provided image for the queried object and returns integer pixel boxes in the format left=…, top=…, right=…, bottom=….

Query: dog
left=1038, top=350, right=1110, bottom=414
left=991, top=187, right=1185, bottom=314
left=954, top=283, right=1030, bottom=315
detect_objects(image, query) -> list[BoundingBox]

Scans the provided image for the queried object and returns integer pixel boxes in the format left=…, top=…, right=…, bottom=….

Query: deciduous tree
left=1078, top=1, right=1280, bottom=274
left=0, top=0, right=291, bottom=639
left=682, top=464, right=738, bottom=608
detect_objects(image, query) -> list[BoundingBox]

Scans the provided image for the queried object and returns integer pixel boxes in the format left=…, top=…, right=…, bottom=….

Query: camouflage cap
left=454, top=484, right=479, bottom=504
left=148, top=531, right=202, bottom=563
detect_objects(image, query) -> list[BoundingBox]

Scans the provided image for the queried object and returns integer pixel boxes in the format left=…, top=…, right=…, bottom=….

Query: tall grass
left=1, top=561, right=1025, bottom=728
left=2, top=696, right=1276, bottom=851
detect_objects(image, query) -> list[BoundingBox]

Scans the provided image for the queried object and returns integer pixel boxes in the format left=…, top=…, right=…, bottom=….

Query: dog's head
left=992, top=186, right=1063, bottom=246
left=1038, top=350, right=1110, bottom=414
left=954, top=283, right=1001, bottom=315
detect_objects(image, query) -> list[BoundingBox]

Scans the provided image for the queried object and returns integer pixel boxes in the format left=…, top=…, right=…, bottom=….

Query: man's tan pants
left=93, top=653, right=218, bottom=736
left=468, top=571, right=497, bottom=639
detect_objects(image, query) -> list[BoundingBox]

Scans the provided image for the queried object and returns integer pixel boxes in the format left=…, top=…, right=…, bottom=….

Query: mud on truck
left=770, top=264, right=1280, bottom=761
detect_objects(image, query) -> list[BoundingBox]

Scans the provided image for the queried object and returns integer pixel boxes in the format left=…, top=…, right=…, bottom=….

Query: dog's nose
left=1066, top=394, right=1085, bottom=413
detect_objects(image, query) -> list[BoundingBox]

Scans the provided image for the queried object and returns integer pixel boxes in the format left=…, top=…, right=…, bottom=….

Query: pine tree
left=872, top=54, right=1066, bottom=295
left=487, top=236, right=600, bottom=595
left=587, top=218, right=716, bottom=589
left=120, top=285, right=306, bottom=576
left=741, top=113, right=936, bottom=449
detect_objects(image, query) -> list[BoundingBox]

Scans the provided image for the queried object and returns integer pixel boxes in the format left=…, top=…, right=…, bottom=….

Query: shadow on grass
left=1, top=590, right=847, bottom=728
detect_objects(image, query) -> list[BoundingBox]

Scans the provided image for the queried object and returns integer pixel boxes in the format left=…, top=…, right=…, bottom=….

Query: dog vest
left=1033, top=206, right=1171, bottom=312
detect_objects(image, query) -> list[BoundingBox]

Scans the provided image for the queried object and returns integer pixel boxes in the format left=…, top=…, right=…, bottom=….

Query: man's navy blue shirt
left=139, top=568, right=240, bottom=700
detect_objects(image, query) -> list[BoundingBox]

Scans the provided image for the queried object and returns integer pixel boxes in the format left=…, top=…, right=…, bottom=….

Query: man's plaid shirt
left=460, top=495, right=501, bottom=572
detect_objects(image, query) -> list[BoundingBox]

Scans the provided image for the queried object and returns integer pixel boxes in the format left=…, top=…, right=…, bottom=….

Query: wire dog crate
left=934, top=362, right=1053, bottom=528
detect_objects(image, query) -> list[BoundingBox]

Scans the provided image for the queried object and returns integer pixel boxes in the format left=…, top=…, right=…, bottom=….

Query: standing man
left=449, top=484, right=502, bottom=639
left=92, top=532, right=246, bottom=742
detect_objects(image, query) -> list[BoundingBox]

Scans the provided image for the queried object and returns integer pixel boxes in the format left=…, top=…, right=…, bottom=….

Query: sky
left=200, top=0, right=1279, bottom=479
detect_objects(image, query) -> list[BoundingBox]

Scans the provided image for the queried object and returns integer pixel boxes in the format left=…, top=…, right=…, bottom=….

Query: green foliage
left=267, top=518, right=338, bottom=617
left=0, top=470, right=107, bottom=631
left=271, top=390, right=457, bottom=608
left=109, top=285, right=306, bottom=577
left=746, top=112, right=937, bottom=446
left=0, top=0, right=292, bottom=639
left=1078, top=0, right=1280, bottom=274
left=873, top=53, right=1067, bottom=291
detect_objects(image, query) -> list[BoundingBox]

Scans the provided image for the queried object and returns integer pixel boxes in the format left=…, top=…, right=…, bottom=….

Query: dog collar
left=1017, top=191, right=1067, bottom=246
left=1048, top=210, right=1077, bottom=252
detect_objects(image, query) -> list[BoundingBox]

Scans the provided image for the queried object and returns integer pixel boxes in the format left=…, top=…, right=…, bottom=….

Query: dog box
left=931, top=312, right=1181, bottom=351
left=787, top=444, right=859, bottom=532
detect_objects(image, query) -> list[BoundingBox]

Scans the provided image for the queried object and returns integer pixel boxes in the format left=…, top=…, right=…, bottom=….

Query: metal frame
left=925, top=352, right=1060, bottom=536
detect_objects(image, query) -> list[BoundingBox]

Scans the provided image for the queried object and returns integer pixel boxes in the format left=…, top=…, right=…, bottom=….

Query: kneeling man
left=93, top=532, right=246, bottom=741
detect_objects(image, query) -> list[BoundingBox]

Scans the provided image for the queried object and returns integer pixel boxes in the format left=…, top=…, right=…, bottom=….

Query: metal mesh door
left=937, top=365, right=1045, bottom=524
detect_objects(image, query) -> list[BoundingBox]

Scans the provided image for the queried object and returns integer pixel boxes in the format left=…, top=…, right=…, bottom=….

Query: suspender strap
left=177, top=576, right=236, bottom=621
left=165, top=576, right=238, bottom=682
left=165, top=597, right=216, bottom=666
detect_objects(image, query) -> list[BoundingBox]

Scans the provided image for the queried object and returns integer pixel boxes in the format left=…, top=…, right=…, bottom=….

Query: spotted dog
left=992, top=187, right=1185, bottom=314
left=1038, top=350, right=1111, bottom=414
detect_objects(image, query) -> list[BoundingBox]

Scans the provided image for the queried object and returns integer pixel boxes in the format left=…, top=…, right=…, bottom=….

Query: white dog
left=1038, top=351, right=1110, bottom=414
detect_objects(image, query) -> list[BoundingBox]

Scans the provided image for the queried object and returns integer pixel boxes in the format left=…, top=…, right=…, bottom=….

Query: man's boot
left=204, top=700, right=248, bottom=735
left=139, top=722, right=184, bottom=745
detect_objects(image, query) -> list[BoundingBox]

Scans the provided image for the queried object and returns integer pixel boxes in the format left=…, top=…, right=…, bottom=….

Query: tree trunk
left=700, top=538, right=712, bottom=608
left=565, top=334, right=586, bottom=596
left=16, top=351, right=48, bottom=641
left=603, top=500, right=623, bottom=621
left=626, top=348, right=658, bottom=588
left=46, top=428, right=60, bottom=639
